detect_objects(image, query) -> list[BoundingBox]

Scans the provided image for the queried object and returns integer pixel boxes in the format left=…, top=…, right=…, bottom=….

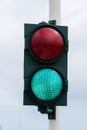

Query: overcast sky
left=0, top=0, right=87, bottom=130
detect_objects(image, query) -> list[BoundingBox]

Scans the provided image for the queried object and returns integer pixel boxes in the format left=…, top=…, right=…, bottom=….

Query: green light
left=31, top=69, right=63, bottom=101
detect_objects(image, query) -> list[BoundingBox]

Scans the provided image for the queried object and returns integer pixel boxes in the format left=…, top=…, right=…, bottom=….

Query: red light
left=31, top=27, right=64, bottom=61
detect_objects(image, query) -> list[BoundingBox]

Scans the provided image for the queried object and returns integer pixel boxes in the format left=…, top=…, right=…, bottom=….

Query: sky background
left=0, top=0, right=87, bottom=130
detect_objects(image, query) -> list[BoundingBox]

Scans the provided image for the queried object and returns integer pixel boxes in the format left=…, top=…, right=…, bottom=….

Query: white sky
left=0, top=0, right=87, bottom=130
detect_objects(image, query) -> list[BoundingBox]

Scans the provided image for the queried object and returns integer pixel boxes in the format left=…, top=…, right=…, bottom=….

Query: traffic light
left=23, top=22, right=68, bottom=118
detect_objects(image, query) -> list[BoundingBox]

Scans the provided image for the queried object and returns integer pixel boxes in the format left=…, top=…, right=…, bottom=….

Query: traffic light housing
left=23, top=22, right=68, bottom=118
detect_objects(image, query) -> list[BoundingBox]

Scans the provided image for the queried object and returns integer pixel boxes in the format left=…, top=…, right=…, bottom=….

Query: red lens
left=31, top=27, right=64, bottom=61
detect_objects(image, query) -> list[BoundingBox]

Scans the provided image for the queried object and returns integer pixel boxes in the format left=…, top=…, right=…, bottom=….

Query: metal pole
left=49, top=0, right=61, bottom=25
left=49, top=0, right=61, bottom=130
left=49, top=108, right=60, bottom=130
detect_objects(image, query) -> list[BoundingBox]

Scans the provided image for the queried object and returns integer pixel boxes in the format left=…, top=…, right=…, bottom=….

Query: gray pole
left=49, top=0, right=61, bottom=24
left=49, top=0, right=61, bottom=130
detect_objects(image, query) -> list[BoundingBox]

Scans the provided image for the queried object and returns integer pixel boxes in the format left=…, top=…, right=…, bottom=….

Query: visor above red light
left=31, top=27, right=64, bottom=61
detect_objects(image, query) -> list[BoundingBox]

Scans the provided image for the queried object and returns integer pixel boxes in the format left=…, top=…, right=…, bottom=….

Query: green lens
left=31, top=69, right=63, bottom=101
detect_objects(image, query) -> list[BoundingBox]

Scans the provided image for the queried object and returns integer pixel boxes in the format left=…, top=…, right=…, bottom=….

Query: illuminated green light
left=31, top=69, right=63, bottom=101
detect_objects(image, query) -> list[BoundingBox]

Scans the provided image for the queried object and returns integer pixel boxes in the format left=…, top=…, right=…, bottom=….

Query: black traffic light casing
left=23, top=22, right=68, bottom=108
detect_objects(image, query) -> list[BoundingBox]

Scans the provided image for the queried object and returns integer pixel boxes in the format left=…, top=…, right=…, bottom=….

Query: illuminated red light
left=31, top=27, right=64, bottom=61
